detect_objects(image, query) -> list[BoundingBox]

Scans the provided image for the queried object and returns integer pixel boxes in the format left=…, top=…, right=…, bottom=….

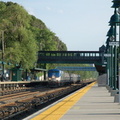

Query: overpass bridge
left=37, top=51, right=106, bottom=74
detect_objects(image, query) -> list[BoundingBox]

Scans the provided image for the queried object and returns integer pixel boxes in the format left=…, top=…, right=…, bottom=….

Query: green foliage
left=0, top=1, right=67, bottom=70
left=54, top=36, right=67, bottom=51
left=0, top=2, right=6, bottom=13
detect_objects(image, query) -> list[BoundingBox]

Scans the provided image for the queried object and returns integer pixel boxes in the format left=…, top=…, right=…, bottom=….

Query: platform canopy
left=56, top=66, right=96, bottom=71
left=31, top=68, right=47, bottom=72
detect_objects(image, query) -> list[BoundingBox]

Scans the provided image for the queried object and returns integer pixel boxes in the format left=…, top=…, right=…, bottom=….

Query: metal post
left=44, top=63, right=46, bottom=80
left=1, top=31, right=4, bottom=81
left=108, top=47, right=111, bottom=86
left=113, top=22, right=118, bottom=90
left=118, top=30, right=120, bottom=102
left=110, top=46, right=114, bottom=88
left=119, top=70, right=120, bottom=103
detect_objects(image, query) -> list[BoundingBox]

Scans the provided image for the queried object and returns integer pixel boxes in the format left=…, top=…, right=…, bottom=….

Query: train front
left=48, top=69, right=61, bottom=87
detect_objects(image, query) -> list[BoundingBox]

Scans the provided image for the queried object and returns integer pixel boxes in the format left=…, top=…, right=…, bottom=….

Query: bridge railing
left=37, top=51, right=103, bottom=64
left=38, top=51, right=102, bottom=57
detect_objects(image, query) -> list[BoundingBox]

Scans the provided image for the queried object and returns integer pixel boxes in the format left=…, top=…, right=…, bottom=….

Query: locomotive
left=48, top=69, right=80, bottom=87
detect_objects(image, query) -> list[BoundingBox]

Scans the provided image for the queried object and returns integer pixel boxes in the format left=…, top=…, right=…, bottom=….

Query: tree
left=0, top=1, right=67, bottom=70
left=0, top=2, right=38, bottom=69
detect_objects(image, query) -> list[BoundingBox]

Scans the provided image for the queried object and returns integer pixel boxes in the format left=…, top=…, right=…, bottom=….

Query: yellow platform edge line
left=31, top=82, right=96, bottom=120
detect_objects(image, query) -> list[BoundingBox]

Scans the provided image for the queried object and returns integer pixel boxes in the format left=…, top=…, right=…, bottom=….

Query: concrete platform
left=25, top=83, right=120, bottom=120
left=60, top=83, right=120, bottom=120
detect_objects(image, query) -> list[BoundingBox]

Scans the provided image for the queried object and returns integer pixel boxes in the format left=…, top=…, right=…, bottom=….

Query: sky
left=2, top=0, right=114, bottom=51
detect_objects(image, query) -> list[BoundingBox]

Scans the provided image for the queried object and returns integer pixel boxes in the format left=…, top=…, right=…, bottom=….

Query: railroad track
left=0, top=87, right=57, bottom=106
left=0, top=81, right=95, bottom=120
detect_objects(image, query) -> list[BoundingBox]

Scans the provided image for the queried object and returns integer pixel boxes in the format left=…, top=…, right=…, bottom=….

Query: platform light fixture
left=112, top=0, right=120, bottom=8
left=109, top=9, right=119, bottom=25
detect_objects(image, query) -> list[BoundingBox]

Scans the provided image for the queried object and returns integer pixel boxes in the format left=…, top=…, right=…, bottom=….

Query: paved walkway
left=60, top=83, right=120, bottom=120
left=24, top=83, right=120, bottom=120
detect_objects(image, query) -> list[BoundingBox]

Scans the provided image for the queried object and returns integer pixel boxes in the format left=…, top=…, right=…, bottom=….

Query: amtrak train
left=48, top=69, right=80, bottom=87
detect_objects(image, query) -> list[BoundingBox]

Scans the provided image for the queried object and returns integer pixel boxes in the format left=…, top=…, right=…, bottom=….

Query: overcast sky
left=2, top=0, right=114, bottom=51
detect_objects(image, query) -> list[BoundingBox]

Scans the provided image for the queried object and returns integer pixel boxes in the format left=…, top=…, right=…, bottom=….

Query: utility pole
left=1, top=31, right=4, bottom=81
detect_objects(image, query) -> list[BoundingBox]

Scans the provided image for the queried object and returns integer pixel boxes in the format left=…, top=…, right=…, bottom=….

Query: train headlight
left=52, top=75, right=55, bottom=78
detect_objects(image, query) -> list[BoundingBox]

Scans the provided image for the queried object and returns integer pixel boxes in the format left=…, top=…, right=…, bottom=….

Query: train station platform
left=24, top=82, right=120, bottom=120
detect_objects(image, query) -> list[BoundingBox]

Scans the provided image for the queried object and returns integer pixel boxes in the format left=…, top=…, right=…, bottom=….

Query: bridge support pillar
left=44, top=64, right=46, bottom=80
